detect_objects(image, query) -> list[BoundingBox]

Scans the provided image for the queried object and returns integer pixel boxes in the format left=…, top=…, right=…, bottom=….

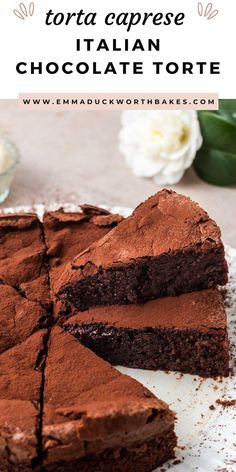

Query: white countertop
left=0, top=102, right=235, bottom=246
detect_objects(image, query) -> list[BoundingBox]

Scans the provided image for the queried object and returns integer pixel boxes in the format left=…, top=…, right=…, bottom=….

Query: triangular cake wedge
left=63, top=288, right=229, bottom=378
left=42, top=327, right=177, bottom=471
left=0, top=330, right=48, bottom=470
left=0, top=213, right=50, bottom=309
left=56, top=190, right=228, bottom=311
left=0, top=281, right=49, bottom=355
left=43, top=206, right=123, bottom=319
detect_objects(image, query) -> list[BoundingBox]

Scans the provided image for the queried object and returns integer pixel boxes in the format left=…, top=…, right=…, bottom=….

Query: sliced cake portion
left=63, top=289, right=229, bottom=378
left=0, top=281, right=49, bottom=355
left=0, top=212, right=50, bottom=309
left=56, top=190, right=228, bottom=312
left=42, top=327, right=176, bottom=471
left=0, top=330, right=48, bottom=471
left=43, top=206, right=123, bottom=319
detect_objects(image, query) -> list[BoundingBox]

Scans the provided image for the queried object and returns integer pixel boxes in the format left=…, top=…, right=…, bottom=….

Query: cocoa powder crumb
left=172, top=459, right=182, bottom=465
left=216, top=399, right=236, bottom=408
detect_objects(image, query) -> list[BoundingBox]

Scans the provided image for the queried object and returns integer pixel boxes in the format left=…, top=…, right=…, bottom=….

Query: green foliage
left=194, top=100, right=236, bottom=186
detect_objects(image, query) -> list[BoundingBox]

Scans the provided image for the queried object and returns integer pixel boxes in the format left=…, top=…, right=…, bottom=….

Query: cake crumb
left=172, top=459, right=182, bottom=465
left=176, top=444, right=185, bottom=450
left=216, top=399, right=236, bottom=407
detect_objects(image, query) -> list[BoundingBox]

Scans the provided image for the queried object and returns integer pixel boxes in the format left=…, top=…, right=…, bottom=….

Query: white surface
left=1, top=105, right=235, bottom=248
left=1, top=203, right=236, bottom=471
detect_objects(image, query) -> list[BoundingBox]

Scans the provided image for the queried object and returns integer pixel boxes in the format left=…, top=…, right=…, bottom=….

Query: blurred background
left=0, top=101, right=235, bottom=246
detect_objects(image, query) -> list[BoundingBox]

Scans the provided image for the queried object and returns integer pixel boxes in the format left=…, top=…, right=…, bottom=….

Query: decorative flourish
left=197, top=2, right=219, bottom=20
left=13, top=2, right=34, bottom=20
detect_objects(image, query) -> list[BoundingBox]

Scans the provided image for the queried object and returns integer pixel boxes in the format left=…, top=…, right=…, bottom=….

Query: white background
left=0, top=0, right=235, bottom=98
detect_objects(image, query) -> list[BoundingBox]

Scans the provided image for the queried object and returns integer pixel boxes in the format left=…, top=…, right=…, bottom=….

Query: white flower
left=119, top=110, right=203, bottom=185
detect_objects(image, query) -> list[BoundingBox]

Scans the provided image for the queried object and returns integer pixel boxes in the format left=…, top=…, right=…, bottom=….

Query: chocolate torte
left=42, top=327, right=177, bottom=471
left=0, top=213, right=50, bottom=309
left=0, top=330, right=48, bottom=471
left=0, top=281, right=49, bottom=355
left=43, top=206, right=123, bottom=318
left=0, top=192, right=231, bottom=471
left=64, top=288, right=229, bottom=377
left=56, top=190, right=228, bottom=312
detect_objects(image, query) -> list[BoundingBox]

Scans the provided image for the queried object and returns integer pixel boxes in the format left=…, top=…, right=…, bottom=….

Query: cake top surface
left=0, top=398, right=39, bottom=468
left=44, top=328, right=170, bottom=424
left=0, top=330, right=47, bottom=466
left=0, top=330, right=47, bottom=401
left=56, top=190, right=223, bottom=291
left=0, top=212, right=38, bottom=229
left=43, top=328, right=175, bottom=463
left=64, top=289, right=226, bottom=332
left=43, top=207, right=123, bottom=297
left=0, top=282, right=49, bottom=355
left=43, top=206, right=123, bottom=268
left=0, top=398, right=37, bottom=434
left=0, top=211, right=50, bottom=308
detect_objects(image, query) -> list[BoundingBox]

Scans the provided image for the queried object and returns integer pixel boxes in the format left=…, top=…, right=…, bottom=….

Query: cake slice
left=43, top=206, right=123, bottom=318
left=63, top=289, right=229, bottom=378
left=0, top=280, right=49, bottom=355
left=42, top=327, right=177, bottom=471
left=56, top=190, right=228, bottom=312
left=0, top=212, right=50, bottom=309
left=0, top=330, right=48, bottom=471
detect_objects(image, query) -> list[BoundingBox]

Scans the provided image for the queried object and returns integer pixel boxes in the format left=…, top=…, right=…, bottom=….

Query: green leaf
left=218, top=100, right=236, bottom=124
left=217, top=111, right=236, bottom=124
left=194, top=147, right=236, bottom=186
left=198, top=112, right=236, bottom=154
left=219, top=99, right=236, bottom=114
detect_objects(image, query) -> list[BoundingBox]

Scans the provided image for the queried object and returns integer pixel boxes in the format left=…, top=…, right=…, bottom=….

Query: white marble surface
left=0, top=101, right=235, bottom=246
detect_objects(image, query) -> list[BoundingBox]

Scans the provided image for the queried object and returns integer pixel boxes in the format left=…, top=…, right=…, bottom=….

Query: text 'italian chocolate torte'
left=56, top=190, right=228, bottom=312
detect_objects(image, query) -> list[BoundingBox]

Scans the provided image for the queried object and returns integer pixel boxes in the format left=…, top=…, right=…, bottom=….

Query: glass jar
left=0, top=138, right=20, bottom=203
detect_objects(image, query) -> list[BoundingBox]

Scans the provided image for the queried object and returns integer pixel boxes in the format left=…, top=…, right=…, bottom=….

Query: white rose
left=119, top=110, right=203, bottom=185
